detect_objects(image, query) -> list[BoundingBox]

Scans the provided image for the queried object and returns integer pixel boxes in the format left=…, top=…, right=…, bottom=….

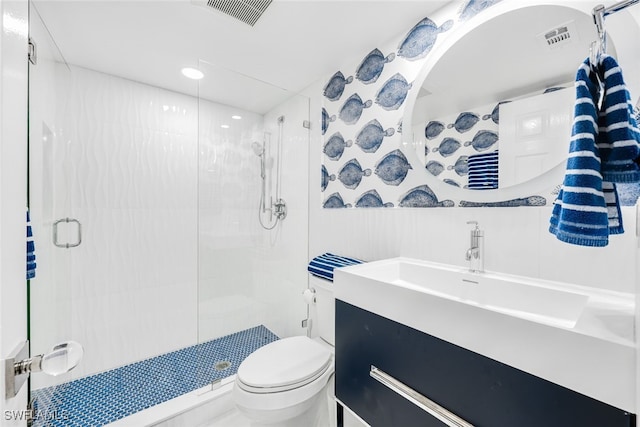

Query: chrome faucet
left=465, top=221, right=484, bottom=273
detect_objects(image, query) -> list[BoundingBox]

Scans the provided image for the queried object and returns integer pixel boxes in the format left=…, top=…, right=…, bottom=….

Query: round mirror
left=402, top=1, right=638, bottom=204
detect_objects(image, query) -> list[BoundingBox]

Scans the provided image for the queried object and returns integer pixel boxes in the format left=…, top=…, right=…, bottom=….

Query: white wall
left=0, top=0, right=29, bottom=424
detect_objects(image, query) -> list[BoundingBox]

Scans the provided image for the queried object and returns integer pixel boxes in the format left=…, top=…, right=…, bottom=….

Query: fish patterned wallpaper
left=421, top=101, right=500, bottom=189
left=320, top=0, right=640, bottom=209
left=320, top=0, right=517, bottom=209
left=419, top=87, right=572, bottom=189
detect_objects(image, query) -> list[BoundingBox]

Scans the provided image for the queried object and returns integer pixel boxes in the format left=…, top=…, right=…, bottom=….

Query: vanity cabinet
left=335, top=300, right=635, bottom=427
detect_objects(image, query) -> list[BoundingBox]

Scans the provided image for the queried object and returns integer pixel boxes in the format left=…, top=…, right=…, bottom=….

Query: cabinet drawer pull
left=370, top=365, right=474, bottom=427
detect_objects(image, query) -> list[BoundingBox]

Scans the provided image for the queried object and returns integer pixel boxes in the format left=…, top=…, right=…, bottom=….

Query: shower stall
left=27, top=3, right=310, bottom=425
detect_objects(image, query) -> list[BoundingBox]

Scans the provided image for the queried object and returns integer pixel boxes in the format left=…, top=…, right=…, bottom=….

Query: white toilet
left=233, top=276, right=336, bottom=427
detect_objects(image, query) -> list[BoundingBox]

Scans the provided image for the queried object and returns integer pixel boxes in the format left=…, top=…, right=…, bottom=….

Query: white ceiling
left=33, top=0, right=452, bottom=113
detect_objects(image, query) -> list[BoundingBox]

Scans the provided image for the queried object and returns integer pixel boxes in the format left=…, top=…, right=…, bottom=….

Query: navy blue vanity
left=335, top=300, right=635, bottom=427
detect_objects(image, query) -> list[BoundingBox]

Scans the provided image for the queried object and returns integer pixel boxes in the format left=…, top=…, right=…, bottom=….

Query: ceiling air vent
left=538, top=20, right=579, bottom=50
left=197, top=0, right=273, bottom=27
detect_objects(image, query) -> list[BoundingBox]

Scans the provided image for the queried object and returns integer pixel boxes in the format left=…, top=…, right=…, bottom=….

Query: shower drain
left=214, top=360, right=232, bottom=371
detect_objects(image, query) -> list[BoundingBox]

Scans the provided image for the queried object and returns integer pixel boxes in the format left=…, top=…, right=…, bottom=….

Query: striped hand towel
left=307, top=253, right=364, bottom=282
left=549, top=58, right=611, bottom=247
left=597, top=54, right=640, bottom=183
left=467, top=150, right=499, bottom=189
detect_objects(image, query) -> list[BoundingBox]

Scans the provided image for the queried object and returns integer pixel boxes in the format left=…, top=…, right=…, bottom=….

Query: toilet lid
left=237, top=336, right=332, bottom=393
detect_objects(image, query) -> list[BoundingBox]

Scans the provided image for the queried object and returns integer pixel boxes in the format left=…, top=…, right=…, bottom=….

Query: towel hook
left=592, top=4, right=608, bottom=58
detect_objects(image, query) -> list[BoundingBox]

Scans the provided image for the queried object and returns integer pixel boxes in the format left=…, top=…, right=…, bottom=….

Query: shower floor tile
left=31, top=325, right=278, bottom=427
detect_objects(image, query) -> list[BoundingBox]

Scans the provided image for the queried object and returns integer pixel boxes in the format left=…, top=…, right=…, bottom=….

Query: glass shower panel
left=197, top=59, right=310, bottom=364
left=28, top=1, right=74, bottom=392
left=29, top=2, right=202, bottom=422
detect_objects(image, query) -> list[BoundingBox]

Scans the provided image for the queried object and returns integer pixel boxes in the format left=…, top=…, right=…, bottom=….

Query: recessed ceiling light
left=231, top=115, right=242, bottom=120
left=181, top=67, right=204, bottom=80
left=221, top=124, right=230, bottom=129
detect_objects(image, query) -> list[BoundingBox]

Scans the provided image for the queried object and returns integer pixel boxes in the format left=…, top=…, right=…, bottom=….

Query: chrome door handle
left=370, top=365, right=475, bottom=427
left=53, top=218, right=82, bottom=248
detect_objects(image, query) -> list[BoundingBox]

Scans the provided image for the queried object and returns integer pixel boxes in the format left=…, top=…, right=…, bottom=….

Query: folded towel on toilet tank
left=307, top=253, right=364, bottom=282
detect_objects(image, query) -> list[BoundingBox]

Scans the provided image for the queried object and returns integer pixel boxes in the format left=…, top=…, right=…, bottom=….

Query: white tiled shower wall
left=197, top=90, right=310, bottom=343
left=29, top=64, right=308, bottom=388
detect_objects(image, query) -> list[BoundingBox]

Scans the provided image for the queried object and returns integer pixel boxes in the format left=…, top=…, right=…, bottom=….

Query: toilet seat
left=236, top=336, right=332, bottom=394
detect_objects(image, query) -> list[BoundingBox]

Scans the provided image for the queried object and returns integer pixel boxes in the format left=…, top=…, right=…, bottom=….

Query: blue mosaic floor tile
left=32, top=325, right=279, bottom=426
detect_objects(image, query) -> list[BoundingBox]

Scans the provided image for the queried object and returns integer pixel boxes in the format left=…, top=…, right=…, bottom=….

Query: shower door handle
left=53, top=218, right=82, bottom=248
left=4, top=340, right=84, bottom=398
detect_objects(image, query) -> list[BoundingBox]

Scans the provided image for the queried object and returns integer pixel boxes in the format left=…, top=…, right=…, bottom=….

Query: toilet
left=233, top=276, right=335, bottom=427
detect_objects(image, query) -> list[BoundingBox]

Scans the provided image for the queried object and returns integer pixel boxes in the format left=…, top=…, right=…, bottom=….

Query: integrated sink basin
left=334, top=257, right=636, bottom=414
left=348, top=258, right=589, bottom=328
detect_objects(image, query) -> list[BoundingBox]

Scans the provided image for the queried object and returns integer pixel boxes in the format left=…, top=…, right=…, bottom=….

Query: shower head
left=251, top=141, right=264, bottom=156
left=252, top=141, right=266, bottom=179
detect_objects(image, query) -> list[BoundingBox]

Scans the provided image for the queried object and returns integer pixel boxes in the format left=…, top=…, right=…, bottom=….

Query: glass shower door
left=27, top=0, right=77, bottom=420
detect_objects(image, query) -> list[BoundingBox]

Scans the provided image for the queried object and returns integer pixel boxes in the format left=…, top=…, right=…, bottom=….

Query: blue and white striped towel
left=549, top=58, right=609, bottom=246
left=27, top=208, right=36, bottom=279
left=467, top=150, right=499, bottom=189
left=597, top=54, right=640, bottom=183
left=307, top=253, right=364, bottom=282
left=550, top=56, right=640, bottom=247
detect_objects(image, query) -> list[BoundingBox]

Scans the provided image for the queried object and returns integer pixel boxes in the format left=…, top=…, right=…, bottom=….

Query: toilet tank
left=310, top=275, right=335, bottom=346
